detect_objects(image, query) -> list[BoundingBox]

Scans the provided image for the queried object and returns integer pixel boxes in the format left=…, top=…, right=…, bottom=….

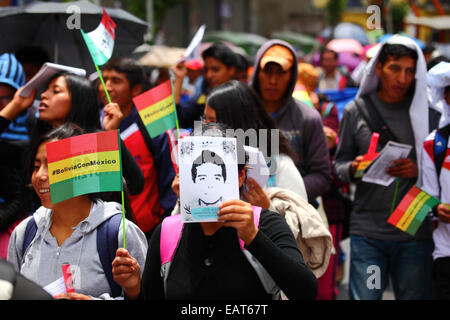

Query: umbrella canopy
left=203, top=30, right=268, bottom=57
left=270, top=30, right=318, bottom=54
left=338, top=52, right=361, bottom=72
left=320, top=22, right=370, bottom=45
left=0, top=0, right=148, bottom=74
left=326, top=38, right=364, bottom=56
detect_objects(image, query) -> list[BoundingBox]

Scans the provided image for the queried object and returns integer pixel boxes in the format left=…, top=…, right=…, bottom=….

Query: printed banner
left=46, top=130, right=122, bottom=204
left=387, top=185, right=440, bottom=236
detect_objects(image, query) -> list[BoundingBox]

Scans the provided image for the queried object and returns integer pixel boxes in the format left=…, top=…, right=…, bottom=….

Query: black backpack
left=354, top=95, right=399, bottom=148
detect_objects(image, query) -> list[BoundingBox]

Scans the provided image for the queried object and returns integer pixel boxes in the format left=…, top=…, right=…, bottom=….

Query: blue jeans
left=349, top=235, right=433, bottom=300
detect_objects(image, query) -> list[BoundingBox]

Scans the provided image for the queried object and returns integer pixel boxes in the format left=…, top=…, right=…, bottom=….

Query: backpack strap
left=160, top=214, right=184, bottom=265
left=22, top=217, right=37, bottom=259
left=354, top=95, right=399, bottom=149
left=434, top=124, right=450, bottom=177
left=97, top=213, right=123, bottom=297
left=159, top=214, right=184, bottom=297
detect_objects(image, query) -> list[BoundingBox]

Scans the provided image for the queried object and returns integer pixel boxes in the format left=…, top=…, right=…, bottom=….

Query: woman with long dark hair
left=1, top=72, right=144, bottom=200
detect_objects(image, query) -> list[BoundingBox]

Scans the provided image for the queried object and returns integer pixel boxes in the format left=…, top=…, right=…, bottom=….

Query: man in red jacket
left=99, top=57, right=177, bottom=241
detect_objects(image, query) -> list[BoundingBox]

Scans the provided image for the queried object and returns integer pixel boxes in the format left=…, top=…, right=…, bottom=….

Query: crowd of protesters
left=0, top=30, right=449, bottom=301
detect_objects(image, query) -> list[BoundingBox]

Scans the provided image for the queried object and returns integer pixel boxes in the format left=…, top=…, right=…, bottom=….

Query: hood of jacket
left=427, top=61, right=450, bottom=128
left=249, top=39, right=299, bottom=115
left=357, top=35, right=429, bottom=181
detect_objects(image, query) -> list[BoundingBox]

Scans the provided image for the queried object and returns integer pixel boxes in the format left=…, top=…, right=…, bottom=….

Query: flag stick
left=95, top=63, right=112, bottom=104
left=169, top=76, right=181, bottom=140
left=390, top=177, right=400, bottom=214
left=80, top=28, right=126, bottom=247
left=96, top=64, right=126, bottom=247
left=117, top=129, right=126, bottom=249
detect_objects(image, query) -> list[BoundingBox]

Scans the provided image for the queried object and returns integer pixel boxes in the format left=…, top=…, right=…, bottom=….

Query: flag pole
left=169, top=76, right=181, bottom=140
left=390, top=178, right=400, bottom=214
left=80, top=28, right=126, bottom=248
left=95, top=64, right=126, bottom=248
left=117, top=129, right=126, bottom=249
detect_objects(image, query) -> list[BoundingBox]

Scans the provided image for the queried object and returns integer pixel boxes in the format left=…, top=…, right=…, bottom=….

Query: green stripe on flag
left=144, top=112, right=177, bottom=138
left=50, top=171, right=122, bottom=204
left=405, top=196, right=440, bottom=236
left=81, top=29, right=110, bottom=66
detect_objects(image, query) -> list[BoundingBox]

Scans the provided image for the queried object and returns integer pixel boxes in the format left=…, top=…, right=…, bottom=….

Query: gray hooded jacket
left=7, top=200, right=148, bottom=299
left=333, top=35, right=433, bottom=241
left=249, top=39, right=331, bottom=202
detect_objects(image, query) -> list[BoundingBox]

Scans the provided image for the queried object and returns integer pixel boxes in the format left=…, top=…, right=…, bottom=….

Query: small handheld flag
left=46, top=130, right=122, bottom=204
left=133, top=79, right=179, bottom=139
left=387, top=185, right=440, bottom=236
left=354, top=132, right=380, bottom=178
left=81, top=8, right=116, bottom=67
left=79, top=8, right=126, bottom=247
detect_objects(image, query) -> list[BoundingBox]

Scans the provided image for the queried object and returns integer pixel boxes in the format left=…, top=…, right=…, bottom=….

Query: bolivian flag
left=354, top=132, right=379, bottom=178
left=387, top=185, right=439, bottom=236
left=46, top=130, right=122, bottom=204
left=133, top=79, right=178, bottom=138
left=81, top=8, right=116, bottom=66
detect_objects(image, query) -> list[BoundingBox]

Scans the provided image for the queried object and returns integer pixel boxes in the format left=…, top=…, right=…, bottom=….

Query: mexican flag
left=133, top=79, right=178, bottom=138
left=46, top=130, right=122, bottom=204
left=81, top=8, right=116, bottom=66
left=387, top=185, right=440, bottom=236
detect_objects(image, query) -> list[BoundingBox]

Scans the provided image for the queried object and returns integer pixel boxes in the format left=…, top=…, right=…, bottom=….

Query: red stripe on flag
left=368, top=132, right=379, bottom=155
left=47, top=130, right=119, bottom=163
left=101, top=8, right=116, bottom=40
left=133, top=80, right=172, bottom=111
left=387, top=185, right=422, bottom=226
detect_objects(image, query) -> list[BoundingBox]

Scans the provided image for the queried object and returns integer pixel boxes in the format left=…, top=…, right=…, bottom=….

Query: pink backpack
left=159, top=206, right=281, bottom=299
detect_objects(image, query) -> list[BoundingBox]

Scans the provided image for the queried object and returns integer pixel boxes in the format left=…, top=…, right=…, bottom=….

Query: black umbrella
left=0, top=0, right=148, bottom=74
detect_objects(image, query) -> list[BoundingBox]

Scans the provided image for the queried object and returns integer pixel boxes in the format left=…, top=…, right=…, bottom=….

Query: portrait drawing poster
left=178, top=136, right=239, bottom=223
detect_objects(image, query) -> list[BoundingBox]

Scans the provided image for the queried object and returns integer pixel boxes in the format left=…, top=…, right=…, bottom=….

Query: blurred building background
left=1, top=0, right=449, bottom=59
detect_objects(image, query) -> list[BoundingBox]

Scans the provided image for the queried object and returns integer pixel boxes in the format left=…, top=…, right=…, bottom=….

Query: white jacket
left=420, top=61, right=450, bottom=260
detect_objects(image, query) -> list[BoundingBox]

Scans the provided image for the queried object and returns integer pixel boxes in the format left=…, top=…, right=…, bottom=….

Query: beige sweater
left=267, top=187, right=333, bottom=278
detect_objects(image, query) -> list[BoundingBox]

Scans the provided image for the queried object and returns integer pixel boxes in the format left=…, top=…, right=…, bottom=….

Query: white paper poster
left=244, top=145, right=270, bottom=189
left=179, top=136, right=239, bottom=223
left=362, top=141, right=412, bottom=186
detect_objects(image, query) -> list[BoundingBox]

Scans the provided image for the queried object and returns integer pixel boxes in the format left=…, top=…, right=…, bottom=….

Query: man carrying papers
left=333, top=35, right=436, bottom=300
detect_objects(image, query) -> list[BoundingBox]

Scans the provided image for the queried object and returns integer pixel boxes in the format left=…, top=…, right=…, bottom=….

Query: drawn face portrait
left=194, top=162, right=225, bottom=206
left=191, top=150, right=227, bottom=207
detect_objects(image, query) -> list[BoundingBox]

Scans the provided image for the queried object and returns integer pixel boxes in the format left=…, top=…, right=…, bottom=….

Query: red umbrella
left=326, top=38, right=364, bottom=56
